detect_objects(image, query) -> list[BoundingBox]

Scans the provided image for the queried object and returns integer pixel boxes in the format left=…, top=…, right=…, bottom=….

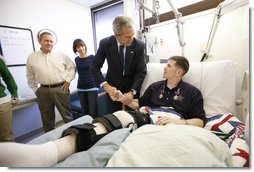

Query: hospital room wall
left=137, top=4, right=249, bottom=118
left=0, top=0, right=94, bottom=138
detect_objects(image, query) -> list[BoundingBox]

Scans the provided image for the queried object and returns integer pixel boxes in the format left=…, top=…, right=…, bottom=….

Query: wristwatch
left=131, top=89, right=137, bottom=96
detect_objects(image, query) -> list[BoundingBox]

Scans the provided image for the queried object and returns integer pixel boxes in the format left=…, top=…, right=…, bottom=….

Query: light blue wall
left=13, top=104, right=42, bottom=138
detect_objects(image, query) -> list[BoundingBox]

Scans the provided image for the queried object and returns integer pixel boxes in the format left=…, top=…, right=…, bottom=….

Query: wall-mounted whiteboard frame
left=0, top=25, right=35, bottom=67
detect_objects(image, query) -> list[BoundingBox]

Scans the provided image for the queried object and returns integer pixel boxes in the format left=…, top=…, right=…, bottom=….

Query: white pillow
left=198, top=61, right=236, bottom=117
left=141, top=60, right=236, bottom=118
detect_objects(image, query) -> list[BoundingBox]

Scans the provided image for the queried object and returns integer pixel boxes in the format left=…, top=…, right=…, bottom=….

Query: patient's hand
left=114, top=91, right=139, bottom=110
left=127, top=99, right=139, bottom=110
left=155, top=116, right=184, bottom=125
left=113, top=90, right=124, bottom=101
left=122, top=92, right=133, bottom=105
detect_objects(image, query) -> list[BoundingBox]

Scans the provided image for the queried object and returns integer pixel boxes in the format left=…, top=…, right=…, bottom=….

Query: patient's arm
left=114, top=90, right=131, bottom=105
left=127, top=99, right=139, bottom=110
left=114, top=90, right=139, bottom=110
left=155, top=116, right=204, bottom=127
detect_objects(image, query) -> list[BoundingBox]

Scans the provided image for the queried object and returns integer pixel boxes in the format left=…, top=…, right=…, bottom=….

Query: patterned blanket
left=205, top=113, right=249, bottom=167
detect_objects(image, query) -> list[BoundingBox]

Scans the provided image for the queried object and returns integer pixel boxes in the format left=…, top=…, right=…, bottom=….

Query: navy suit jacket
left=90, top=35, right=147, bottom=95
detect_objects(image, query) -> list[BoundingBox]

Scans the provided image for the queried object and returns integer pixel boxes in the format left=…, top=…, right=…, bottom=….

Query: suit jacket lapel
left=125, top=44, right=134, bottom=74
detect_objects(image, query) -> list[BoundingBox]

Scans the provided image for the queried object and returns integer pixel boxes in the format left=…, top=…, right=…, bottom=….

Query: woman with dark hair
left=73, top=39, right=98, bottom=118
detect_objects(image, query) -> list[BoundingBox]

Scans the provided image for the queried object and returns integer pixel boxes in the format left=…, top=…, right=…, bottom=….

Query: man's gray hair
left=38, top=31, right=53, bottom=41
left=112, top=16, right=134, bottom=35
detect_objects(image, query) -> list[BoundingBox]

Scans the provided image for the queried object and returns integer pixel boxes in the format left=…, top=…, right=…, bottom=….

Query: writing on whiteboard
left=0, top=25, right=34, bottom=66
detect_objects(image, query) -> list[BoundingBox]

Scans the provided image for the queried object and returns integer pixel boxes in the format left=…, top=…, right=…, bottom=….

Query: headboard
left=140, top=60, right=236, bottom=118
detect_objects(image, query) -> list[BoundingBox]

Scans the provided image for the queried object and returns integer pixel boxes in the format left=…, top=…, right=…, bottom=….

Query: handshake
left=103, top=83, right=139, bottom=110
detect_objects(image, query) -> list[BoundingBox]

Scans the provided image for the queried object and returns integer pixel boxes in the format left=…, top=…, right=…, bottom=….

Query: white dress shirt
left=26, top=50, right=76, bottom=92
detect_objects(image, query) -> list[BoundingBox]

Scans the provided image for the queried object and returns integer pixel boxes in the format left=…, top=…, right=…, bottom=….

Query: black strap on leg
left=61, top=111, right=149, bottom=152
left=127, top=111, right=151, bottom=127
left=92, top=113, right=122, bottom=132
left=61, top=123, right=106, bottom=152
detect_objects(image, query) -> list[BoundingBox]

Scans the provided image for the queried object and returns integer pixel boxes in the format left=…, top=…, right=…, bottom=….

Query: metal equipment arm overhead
left=138, top=0, right=158, bottom=18
left=166, top=0, right=185, bottom=56
left=200, top=0, right=248, bottom=61
left=138, top=0, right=159, bottom=32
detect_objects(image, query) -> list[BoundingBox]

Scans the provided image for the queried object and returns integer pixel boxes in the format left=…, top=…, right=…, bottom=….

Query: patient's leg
left=61, top=110, right=149, bottom=152
left=0, top=141, right=58, bottom=167
left=0, top=134, right=78, bottom=167
left=0, top=110, right=150, bottom=167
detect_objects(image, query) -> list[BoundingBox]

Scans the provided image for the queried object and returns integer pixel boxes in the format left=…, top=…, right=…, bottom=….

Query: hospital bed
left=29, top=60, right=249, bottom=167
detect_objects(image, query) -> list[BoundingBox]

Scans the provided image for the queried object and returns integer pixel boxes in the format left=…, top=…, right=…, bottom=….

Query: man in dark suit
left=90, top=16, right=147, bottom=113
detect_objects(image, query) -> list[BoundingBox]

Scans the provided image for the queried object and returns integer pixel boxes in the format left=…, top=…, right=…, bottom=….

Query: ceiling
left=68, top=0, right=111, bottom=7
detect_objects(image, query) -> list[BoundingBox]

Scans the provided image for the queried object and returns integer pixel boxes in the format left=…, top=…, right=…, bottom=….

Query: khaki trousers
left=36, top=86, right=73, bottom=132
left=0, top=101, right=14, bottom=142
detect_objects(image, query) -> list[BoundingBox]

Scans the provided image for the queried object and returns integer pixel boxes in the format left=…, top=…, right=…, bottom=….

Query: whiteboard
left=0, top=25, right=36, bottom=99
left=0, top=25, right=35, bottom=66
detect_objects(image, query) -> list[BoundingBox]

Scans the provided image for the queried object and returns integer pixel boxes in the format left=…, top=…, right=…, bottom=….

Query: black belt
left=41, top=82, right=64, bottom=88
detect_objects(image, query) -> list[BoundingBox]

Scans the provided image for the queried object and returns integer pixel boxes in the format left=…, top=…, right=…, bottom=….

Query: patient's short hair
left=168, top=56, right=189, bottom=75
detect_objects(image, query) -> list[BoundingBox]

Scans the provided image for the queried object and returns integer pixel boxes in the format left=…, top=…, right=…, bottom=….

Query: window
left=92, top=1, right=124, bottom=51
left=91, top=0, right=123, bottom=73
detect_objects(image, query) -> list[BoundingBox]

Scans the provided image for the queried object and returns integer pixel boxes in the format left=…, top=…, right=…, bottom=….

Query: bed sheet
left=107, top=125, right=233, bottom=167
left=29, top=114, right=249, bottom=167
left=29, top=115, right=132, bottom=167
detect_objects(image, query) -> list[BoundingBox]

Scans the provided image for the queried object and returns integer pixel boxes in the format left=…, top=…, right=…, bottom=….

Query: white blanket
left=107, top=124, right=233, bottom=167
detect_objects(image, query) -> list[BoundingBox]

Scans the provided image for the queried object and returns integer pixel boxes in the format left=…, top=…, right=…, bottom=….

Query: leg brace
left=61, top=111, right=150, bottom=152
